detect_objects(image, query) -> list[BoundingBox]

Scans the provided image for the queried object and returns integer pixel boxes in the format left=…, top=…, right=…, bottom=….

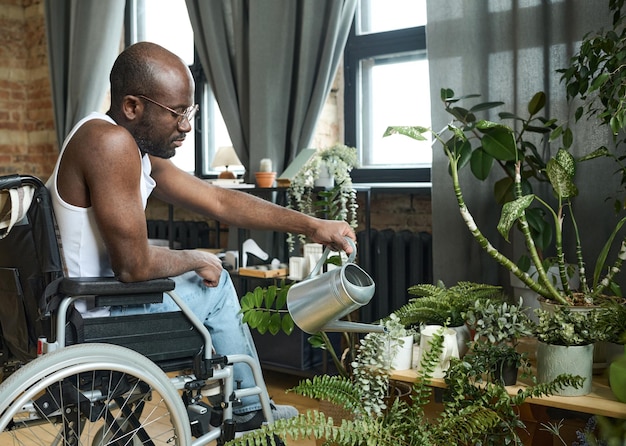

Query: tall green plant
left=385, top=89, right=626, bottom=305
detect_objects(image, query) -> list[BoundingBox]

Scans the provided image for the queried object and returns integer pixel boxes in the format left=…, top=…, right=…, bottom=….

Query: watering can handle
left=306, top=237, right=356, bottom=279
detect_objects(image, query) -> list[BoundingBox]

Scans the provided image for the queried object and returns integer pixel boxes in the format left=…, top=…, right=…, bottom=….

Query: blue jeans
left=110, top=270, right=262, bottom=414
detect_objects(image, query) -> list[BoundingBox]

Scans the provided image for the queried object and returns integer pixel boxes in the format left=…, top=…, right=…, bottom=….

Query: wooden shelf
left=390, top=337, right=626, bottom=420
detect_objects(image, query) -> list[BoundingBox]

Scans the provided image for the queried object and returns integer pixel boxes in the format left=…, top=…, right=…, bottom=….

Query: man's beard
left=135, top=136, right=176, bottom=159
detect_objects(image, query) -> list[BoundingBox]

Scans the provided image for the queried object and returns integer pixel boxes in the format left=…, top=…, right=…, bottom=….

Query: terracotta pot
left=255, top=172, right=276, bottom=187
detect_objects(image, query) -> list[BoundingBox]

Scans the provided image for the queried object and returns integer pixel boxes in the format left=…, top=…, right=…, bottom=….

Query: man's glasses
left=138, top=94, right=199, bottom=125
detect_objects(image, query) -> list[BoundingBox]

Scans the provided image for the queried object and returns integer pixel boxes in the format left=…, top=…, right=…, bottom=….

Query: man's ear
left=122, top=95, right=142, bottom=121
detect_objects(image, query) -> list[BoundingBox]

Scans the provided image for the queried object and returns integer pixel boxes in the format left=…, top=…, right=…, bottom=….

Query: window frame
left=124, top=0, right=224, bottom=179
left=344, top=19, right=430, bottom=184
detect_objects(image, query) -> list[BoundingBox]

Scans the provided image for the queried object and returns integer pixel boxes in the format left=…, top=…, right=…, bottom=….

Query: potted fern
left=393, top=281, right=502, bottom=357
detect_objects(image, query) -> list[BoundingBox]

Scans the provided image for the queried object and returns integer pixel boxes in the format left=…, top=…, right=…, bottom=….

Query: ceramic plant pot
left=493, top=358, right=519, bottom=386
left=536, top=341, right=594, bottom=396
left=255, top=172, right=276, bottom=187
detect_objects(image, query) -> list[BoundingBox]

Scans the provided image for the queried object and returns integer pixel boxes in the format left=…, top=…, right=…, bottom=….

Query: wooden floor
left=261, top=369, right=320, bottom=446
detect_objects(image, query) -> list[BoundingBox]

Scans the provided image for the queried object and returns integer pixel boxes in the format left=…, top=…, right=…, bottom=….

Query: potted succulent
left=385, top=88, right=626, bottom=308
left=286, top=143, right=359, bottom=251
left=393, top=281, right=502, bottom=357
left=464, top=297, right=534, bottom=385
left=534, top=306, right=604, bottom=396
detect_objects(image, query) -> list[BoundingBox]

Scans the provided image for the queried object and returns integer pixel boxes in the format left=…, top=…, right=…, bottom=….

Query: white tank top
left=47, top=112, right=156, bottom=316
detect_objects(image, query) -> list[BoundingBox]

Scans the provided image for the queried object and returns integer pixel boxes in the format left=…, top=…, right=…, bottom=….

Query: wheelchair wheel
left=0, top=343, right=191, bottom=445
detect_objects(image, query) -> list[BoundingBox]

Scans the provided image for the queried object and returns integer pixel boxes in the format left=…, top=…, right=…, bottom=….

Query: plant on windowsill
left=385, top=87, right=626, bottom=308
left=229, top=310, right=584, bottom=446
left=286, top=143, right=359, bottom=252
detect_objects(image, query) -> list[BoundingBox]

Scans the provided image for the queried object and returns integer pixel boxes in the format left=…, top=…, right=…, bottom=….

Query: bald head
left=109, top=42, right=190, bottom=109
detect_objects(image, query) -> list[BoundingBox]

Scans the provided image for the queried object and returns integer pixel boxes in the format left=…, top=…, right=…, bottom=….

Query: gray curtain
left=185, top=0, right=356, bottom=179
left=44, top=0, right=125, bottom=148
left=427, top=1, right=618, bottom=288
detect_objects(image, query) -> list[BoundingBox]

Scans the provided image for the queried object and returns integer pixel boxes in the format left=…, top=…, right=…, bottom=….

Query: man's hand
left=308, top=219, right=357, bottom=254
left=194, top=251, right=224, bottom=287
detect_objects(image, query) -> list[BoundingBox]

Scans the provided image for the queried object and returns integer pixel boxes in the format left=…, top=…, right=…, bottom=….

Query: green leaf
left=264, top=285, right=276, bottom=308
left=593, top=216, right=626, bottom=287
left=547, top=157, right=578, bottom=199
left=497, top=195, right=535, bottom=241
left=554, top=149, right=576, bottom=177
left=282, top=314, right=295, bottom=335
left=579, top=146, right=610, bottom=162
left=589, top=72, right=610, bottom=91
left=441, top=88, right=455, bottom=101
left=276, top=286, right=288, bottom=310
left=527, top=91, right=546, bottom=115
left=383, top=125, right=429, bottom=141
left=480, top=127, right=518, bottom=161
left=469, top=101, right=504, bottom=112
left=253, top=287, right=264, bottom=308
left=469, top=147, right=494, bottom=180
left=268, top=313, right=282, bottom=335
left=562, top=127, right=573, bottom=149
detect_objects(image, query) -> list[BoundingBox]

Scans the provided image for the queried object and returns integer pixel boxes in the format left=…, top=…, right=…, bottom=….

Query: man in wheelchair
left=45, top=41, right=356, bottom=433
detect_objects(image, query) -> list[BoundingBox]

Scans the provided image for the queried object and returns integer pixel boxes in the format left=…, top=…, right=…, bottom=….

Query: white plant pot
left=389, top=335, right=414, bottom=370
left=417, top=325, right=459, bottom=378
left=314, top=164, right=334, bottom=188
left=536, top=341, right=594, bottom=396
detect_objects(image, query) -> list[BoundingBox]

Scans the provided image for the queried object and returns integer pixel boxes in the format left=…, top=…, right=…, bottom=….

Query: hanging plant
left=286, top=144, right=359, bottom=251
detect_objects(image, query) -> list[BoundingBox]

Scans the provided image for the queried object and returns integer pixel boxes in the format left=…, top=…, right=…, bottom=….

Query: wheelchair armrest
left=59, top=277, right=175, bottom=306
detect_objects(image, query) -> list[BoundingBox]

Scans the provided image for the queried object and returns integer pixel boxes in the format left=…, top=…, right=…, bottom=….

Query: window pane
left=358, top=0, right=427, bottom=34
left=139, top=0, right=194, bottom=65
left=359, top=53, right=431, bottom=167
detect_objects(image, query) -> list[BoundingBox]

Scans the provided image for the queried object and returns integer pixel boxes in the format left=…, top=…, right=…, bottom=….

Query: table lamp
left=212, top=146, right=243, bottom=179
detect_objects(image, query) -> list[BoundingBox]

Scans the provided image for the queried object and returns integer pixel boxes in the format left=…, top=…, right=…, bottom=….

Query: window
left=125, top=0, right=233, bottom=176
left=345, top=0, right=431, bottom=183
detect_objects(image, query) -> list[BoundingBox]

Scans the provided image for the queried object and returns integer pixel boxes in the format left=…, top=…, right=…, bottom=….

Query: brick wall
left=0, top=0, right=57, bottom=179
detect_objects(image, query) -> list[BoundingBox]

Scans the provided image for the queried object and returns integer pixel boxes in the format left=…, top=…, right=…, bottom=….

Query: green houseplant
left=464, top=297, right=534, bottom=385
left=393, top=281, right=502, bottom=356
left=286, top=144, right=359, bottom=251
left=559, top=0, right=626, bottom=214
left=534, top=306, right=604, bottom=396
left=227, top=312, right=583, bottom=446
left=385, top=88, right=626, bottom=307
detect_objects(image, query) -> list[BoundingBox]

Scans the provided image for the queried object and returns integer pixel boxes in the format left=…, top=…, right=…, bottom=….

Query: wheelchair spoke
left=0, top=344, right=190, bottom=445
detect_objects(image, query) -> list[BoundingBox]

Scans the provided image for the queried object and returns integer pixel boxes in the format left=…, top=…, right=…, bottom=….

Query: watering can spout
left=321, top=320, right=386, bottom=333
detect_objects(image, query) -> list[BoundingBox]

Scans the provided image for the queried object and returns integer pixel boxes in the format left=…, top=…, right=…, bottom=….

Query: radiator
left=357, top=229, right=433, bottom=323
left=146, top=219, right=216, bottom=249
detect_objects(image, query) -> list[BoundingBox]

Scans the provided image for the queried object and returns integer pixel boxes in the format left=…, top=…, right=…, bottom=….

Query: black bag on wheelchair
left=0, top=175, right=62, bottom=362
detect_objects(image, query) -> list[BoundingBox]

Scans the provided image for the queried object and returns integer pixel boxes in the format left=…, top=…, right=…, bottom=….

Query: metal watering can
left=287, top=238, right=385, bottom=334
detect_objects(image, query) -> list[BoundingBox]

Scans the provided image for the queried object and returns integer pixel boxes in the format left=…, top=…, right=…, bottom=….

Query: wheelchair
left=0, top=174, right=283, bottom=445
